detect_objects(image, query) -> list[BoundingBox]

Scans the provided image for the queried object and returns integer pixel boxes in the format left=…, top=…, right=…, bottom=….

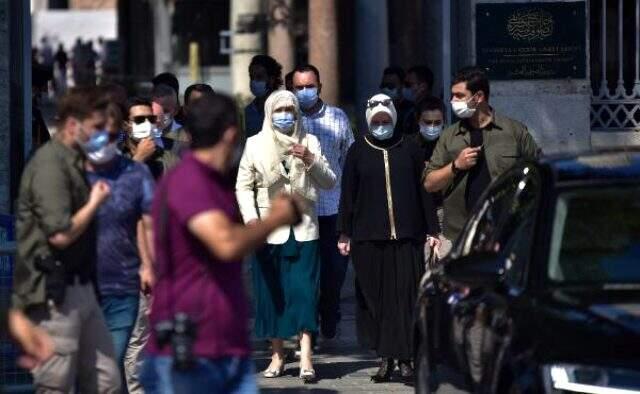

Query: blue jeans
left=101, top=294, right=140, bottom=390
left=318, top=215, right=349, bottom=337
left=141, top=355, right=257, bottom=394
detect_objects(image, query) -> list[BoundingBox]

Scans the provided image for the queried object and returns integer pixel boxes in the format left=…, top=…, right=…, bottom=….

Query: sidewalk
left=253, top=265, right=468, bottom=393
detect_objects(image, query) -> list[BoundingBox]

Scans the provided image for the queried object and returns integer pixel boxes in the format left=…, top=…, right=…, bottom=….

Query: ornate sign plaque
left=476, top=2, right=586, bottom=80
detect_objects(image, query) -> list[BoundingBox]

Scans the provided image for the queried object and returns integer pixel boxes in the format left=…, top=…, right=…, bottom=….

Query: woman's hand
left=290, top=144, right=315, bottom=166
left=426, top=235, right=442, bottom=258
left=337, top=234, right=351, bottom=256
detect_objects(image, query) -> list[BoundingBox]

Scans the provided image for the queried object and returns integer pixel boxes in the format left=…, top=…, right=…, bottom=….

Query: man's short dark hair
left=407, top=65, right=434, bottom=91
left=416, top=96, right=445, bottom=119
left=57, top=87, right=108, bottom=125
left=126, top=97, right=152, bottom=117
left=152, top=83, right=178, bottom=102
left=186, top=94, right=238, bottom=149
left=184, top=83, right=215, bottom=106
left=383, top=66, right=405, bottom=82
left=249, top=55, right=283, bottom=89
left=453, top=66, right=490, bottom=99
left=152, top=72, right=179, bottom=96
left=293, top=64, right=321, bottom=84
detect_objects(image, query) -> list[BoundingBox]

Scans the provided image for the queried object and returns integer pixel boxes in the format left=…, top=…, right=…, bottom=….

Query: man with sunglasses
left=292, top=64, right=354, bottom=341
left=13, top=87, right=120, bottom=392
left=85, top=98, right=156, bottom=391
left=123, top=97, right=180, bottom=180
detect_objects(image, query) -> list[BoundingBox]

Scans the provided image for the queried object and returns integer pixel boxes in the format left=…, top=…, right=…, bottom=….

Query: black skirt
left=351, top=239, right=425, bottom=359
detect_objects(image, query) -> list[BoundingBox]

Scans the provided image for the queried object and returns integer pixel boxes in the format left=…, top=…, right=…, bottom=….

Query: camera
left=34, top=255, right=67, bottom=306
left=154, top=312, right=197, bottom=370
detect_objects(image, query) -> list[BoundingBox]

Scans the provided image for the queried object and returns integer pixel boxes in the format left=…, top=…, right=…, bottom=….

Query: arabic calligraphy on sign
left=507, top=8, right=554, bottom=41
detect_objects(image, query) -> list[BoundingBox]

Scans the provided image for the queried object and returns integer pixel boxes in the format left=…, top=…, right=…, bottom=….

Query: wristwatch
left=451, top=160, right=461, bottom=175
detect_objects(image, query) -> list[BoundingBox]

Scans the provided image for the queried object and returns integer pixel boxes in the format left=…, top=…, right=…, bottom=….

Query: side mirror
left=443, top=252, right=504, bottom=287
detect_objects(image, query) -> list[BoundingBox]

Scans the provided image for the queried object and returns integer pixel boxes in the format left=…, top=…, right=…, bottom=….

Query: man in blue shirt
left=86, top=113, right=155, bottom=389
left=293, top=64, right=355, bottom=339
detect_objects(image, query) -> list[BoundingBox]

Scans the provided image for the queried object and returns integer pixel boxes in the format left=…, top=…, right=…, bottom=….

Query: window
left=458, top=166, right=541, bottom=285
left=172, top=0, right=230, bottom=66
left=548, top=185, right=640, bottom=284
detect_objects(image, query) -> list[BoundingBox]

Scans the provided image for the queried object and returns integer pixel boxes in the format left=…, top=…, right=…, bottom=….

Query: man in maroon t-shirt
left=141, top=94, right=302, bottom=394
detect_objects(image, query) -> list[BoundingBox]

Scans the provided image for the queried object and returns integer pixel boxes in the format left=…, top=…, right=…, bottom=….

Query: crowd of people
left=7, top=55, right=541, bottom=393
left=34, top=36, right=114, bottom=98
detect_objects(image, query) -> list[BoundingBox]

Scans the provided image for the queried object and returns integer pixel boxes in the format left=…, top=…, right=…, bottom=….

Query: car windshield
left=548, top=185, right=640, bottom=285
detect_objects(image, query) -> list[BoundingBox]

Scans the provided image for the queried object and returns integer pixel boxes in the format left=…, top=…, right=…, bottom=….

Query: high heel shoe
left=371, top=358, right=394, bottom=383
left=263, top=363, right=285, bottom=378
left=300, top=368, right=317, bottom=383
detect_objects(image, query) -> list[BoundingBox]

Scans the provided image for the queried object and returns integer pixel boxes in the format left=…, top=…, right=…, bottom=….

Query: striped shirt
left=301, top=102, right=354, bottom=216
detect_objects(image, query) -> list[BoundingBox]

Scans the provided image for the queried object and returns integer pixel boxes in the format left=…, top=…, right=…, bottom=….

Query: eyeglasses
left=367, top=98, right=392, bottom=109
left=131, top=115, right=157, bottom=125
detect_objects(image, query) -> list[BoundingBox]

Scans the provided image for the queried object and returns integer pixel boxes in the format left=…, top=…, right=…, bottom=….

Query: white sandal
left=263, top=364, right=285, bottom=378
left=300, top=368, right=317, bottom=383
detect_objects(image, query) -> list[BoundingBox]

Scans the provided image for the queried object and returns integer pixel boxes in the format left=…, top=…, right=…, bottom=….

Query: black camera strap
left=158, top=180, right=177, bottom=323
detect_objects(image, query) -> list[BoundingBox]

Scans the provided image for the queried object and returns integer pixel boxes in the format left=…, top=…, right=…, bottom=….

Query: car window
left=459, top=165, right=541, bottom=285
left=548, top=185, right=640, bottom=284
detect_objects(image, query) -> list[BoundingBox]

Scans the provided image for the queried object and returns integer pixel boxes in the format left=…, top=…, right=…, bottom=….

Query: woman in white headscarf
left=337, top=93, right=439, bottom=383
left=236, top=90, right=336, bottom=382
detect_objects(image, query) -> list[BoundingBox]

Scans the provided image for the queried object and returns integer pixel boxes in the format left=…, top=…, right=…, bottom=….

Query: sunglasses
left=367, top=98, right=392, bottom=109
left=131, top=115, right=157, bottom=125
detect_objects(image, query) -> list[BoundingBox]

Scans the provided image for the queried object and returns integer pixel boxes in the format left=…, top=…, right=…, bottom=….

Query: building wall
left=70, top=0, right=116, bottom=9
left=458, top=0, right=592, bottom=154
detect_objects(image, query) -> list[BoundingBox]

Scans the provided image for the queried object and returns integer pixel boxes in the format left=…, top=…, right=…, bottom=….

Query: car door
left=449, top=164, right=542, bottom=392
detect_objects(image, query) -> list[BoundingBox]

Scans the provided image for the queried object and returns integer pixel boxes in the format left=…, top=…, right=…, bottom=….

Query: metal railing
left=591, top=0, right=640, bottom=132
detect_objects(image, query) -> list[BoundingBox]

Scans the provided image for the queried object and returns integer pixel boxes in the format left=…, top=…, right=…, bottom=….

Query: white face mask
left=131, top=120, right=155, bottom=140
left=419, top=124, right=443, bottom=141
left=87, top=142, right=118, bottom=165
left=451, top=96, right=477, bottom=119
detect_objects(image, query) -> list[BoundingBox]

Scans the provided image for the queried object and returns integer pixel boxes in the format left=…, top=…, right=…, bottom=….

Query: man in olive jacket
left=13, top=87, right=120, bottom=392
left=425, top=67, right=540, bottom=251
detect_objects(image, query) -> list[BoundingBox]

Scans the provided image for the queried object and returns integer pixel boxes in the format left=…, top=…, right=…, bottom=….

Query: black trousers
left=318, top=215, right=349, bottom=336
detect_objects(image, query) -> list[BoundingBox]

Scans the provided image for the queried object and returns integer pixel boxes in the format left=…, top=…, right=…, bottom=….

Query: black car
left=415, top=150, right=640, bottom=394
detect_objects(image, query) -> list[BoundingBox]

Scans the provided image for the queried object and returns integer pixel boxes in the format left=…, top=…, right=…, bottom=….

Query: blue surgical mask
left=272, top=111, right=296, bottom=133
left=370, top=123, right=394, bottom=140
left=381, top=87, right=400, bottom=101
left=402, top=87, right=416, bottom=102
left=79, top=130, right=110, bottom=155
left=419, top=124, right=443, bottom=141
left=250, top=80, right=268, bottom=98
left=296, top=87, right=319, bottom=110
